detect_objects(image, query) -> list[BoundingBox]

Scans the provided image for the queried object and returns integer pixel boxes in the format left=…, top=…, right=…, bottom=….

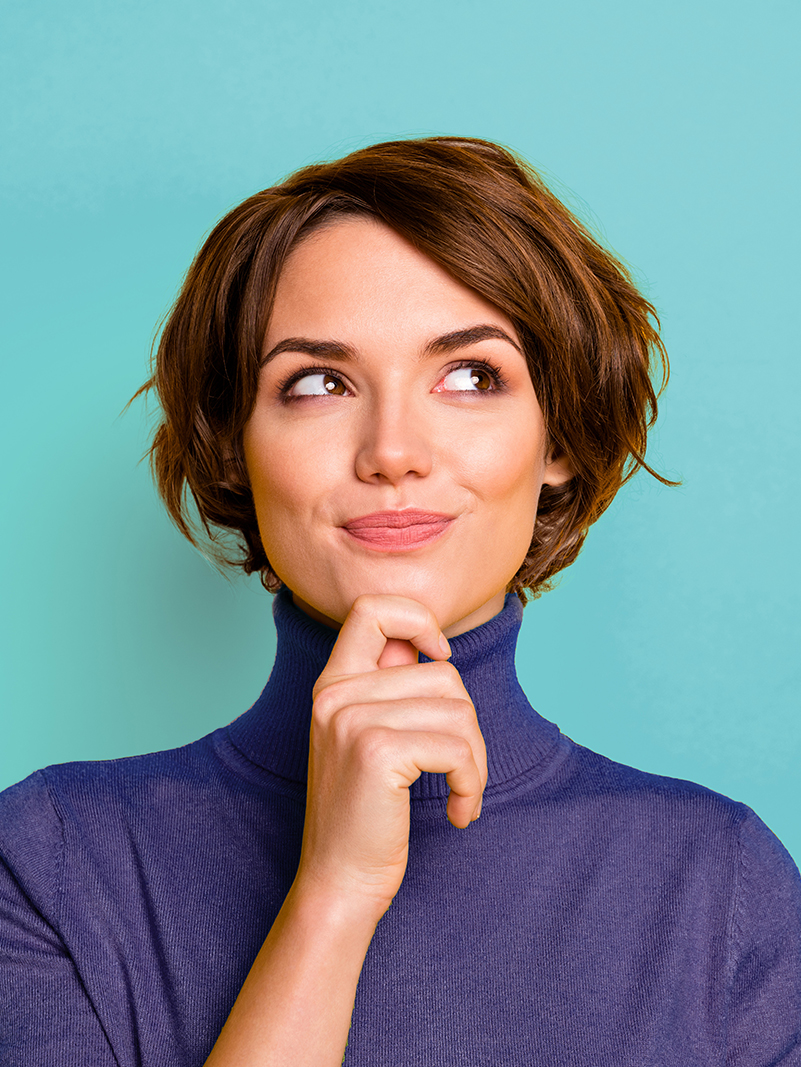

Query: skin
left=206, top=218, right=573, bottom=1065
left=242, top=215, right=572, bottom=642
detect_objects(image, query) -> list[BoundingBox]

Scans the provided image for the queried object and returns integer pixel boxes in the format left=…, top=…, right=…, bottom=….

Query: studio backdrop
left=1, top=0, right=799, bottom=862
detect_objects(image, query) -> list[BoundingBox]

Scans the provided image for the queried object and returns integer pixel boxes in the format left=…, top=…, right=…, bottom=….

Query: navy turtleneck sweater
left=1, top=590, right=800, bottom=1065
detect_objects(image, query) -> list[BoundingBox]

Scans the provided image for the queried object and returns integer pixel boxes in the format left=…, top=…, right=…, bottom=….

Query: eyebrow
left=259, top=324, right=522, bottom=367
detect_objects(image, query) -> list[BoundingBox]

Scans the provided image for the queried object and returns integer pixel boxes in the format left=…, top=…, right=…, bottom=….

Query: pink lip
left=341, top=510, right=455, bottom=551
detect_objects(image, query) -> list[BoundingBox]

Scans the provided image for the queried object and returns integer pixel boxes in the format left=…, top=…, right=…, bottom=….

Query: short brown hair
left=135, top=135, right=675, bottom=601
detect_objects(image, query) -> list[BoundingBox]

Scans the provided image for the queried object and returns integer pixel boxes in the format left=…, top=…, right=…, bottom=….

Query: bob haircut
left=137, top=135, right=674, bottom=601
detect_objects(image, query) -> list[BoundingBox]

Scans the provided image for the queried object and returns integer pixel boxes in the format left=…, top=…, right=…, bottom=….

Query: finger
left=330, top=697, right=482, bottom=751
left=384, top=729, right=484, bottom=828
left=315, top=661, right=468, bottom=710
left=330, top=697, right=487, bottom=797
left=322, top=595, right=450, bottom=678
left=377, top=639, right=418, bottom=669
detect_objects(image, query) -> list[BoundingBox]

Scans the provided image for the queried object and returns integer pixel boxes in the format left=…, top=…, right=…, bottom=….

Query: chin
left=323, top=572, right=506, bottom=635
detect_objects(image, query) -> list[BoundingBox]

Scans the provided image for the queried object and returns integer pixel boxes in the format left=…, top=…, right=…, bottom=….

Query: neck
left=226, top=586, right=563, bottom=799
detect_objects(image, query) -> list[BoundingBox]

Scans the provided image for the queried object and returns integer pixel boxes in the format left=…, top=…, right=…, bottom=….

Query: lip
left=341, top=510, right=455, bottom=551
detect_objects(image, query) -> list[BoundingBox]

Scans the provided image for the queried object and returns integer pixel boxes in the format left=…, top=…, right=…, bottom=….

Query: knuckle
left=353, top=726, right=394, bottom=767
left=312, top=682, right=346, bottom=721
left=349, top=593, right=403, bottom=623
left=446, top=699, right=476, bottom=729
left=350, top=592, right=434, bottom=633
left=329, top=702, right=366, bottom=741
left=431, top=659, right=462, bottom=686
left=349, top=593, right=377, bottom=620
left=315, top=675, right=361, bottom=710
left=451, top=736, right=473, bottom=763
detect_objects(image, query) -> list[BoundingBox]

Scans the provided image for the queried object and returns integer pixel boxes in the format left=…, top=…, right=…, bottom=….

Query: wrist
left=287, top=874, right=389, bottom=933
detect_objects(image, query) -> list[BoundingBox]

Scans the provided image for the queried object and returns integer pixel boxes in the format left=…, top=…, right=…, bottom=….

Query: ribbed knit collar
left=227, top=587, right=563, bottom=800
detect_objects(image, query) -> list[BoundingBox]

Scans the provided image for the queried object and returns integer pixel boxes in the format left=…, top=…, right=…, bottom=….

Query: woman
left=1, top=137, right=799, bottom=1066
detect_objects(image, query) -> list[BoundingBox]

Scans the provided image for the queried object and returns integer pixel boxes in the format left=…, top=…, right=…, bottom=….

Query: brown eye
left=436, top=366, right=495, bottom=392
left=322, top=375, right=346, bottom=394
left=469, top=369, right=493, bottom=390
left=288, top=372, right=348, bottom=396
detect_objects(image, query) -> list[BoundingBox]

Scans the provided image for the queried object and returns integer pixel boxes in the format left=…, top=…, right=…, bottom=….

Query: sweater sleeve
left=0, top=771, right=119, bottom=1066
left=726, top=808, right=801, bottom=1065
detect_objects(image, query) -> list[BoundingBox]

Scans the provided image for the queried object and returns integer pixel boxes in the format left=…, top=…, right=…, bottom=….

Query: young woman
left=1, top=137, right=799, bottom=1066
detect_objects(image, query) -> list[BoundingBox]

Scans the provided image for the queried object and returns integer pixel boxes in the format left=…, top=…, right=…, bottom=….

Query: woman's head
left=243, top=214, right=570, bottom=634
left=140, top=135, right=671, bottom=622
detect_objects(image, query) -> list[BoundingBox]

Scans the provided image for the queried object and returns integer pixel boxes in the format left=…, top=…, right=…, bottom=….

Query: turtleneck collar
left=227, top=587, right=563, bottom=800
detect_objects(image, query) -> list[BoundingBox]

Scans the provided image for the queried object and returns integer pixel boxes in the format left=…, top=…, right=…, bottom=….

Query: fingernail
left=439, top=634, right=451, bottom=658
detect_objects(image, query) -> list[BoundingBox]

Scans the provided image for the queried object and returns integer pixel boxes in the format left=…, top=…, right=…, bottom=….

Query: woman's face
left=243, top=216, right=571, bottom=636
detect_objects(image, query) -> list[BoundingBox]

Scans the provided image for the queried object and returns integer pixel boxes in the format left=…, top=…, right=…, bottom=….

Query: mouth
left=341, top=510, right=456, bottom=551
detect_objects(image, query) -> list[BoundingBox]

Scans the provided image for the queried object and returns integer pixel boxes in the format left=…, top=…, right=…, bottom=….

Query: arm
left=203, top=882, right=379, bottom=1066
left=726, top=809, right=801, bottom=1064
left=0, top=775, right=119, bottom=1066
left=205, top=594, right=487, bottom=1066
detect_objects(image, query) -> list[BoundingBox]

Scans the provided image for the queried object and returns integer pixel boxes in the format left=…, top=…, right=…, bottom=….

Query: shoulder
left=572, top=749, right=801, bottom=1043
left=1, top=731, right=219, bottom=816
left=0, top=732, right=224, bottom=894
left=557, top=741, right=800, bottom=881
left=565, top=739, right=749, bottom=819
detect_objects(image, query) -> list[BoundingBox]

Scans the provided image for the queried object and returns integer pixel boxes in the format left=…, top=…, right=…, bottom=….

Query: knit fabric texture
left=1, top=589, right=800, bottom=1065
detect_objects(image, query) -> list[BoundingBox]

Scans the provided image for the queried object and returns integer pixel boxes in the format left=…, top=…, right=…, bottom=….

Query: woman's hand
left=292, top=593, right=488, bottom=922
left=205, top=596, right=486, bottom=1064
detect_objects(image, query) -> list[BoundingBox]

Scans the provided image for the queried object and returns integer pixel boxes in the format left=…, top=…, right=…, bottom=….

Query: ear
left=542, top=445, right=574, bottom=488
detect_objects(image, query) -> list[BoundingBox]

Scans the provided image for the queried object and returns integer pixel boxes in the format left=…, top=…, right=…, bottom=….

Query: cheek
left=457, top=423, right=544, bottom=512
left=244, top=423, right=330, bottom=522
left=243, top=437, right=314, bottom=578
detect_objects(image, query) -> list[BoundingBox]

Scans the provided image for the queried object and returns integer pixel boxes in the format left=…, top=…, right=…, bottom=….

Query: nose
left=354, top=395, right=433, bottom=485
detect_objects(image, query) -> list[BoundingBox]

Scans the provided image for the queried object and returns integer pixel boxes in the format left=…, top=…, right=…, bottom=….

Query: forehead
left=265, top=216, right=521, bottom=351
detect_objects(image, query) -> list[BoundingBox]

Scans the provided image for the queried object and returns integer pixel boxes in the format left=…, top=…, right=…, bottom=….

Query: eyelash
left=275, top=358, right=510, bottom=401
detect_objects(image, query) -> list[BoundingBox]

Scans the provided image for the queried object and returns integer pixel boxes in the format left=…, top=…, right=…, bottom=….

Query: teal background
left=2, top=1, right=799, bottom=862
